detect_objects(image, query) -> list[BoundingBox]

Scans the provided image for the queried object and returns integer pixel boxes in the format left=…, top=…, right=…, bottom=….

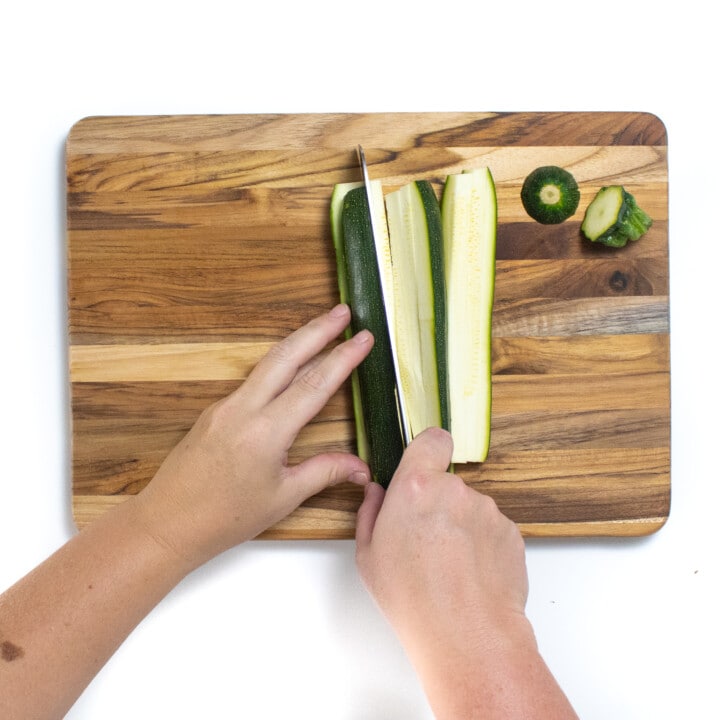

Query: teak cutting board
left=67, top=112, right=670, bottom=538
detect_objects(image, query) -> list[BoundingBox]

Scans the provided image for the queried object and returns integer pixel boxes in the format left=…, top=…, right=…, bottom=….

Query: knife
left=356, top=145, right=410, bottom=445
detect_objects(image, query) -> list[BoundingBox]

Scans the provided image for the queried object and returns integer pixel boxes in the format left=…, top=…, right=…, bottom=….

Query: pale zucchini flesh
left=441, top=168, right=497, bottom=463
left=580, top=185, right=624, bottom=240
left=385, top=181, right=447, bottom=441
left=581, top=185, right=653, bottom=248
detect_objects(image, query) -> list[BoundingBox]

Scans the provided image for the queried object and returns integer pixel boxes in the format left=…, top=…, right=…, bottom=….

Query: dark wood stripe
left=496, top=257, right=668, bottom=299
left=417, top=112, right=667, bottom=147
left=71, top=380, right=354, bottom=494
left=493, top=297, right=668, bottom=336
left=463, top=448, right=669, bottom=523
left=497, top=221, right=667, bottom=260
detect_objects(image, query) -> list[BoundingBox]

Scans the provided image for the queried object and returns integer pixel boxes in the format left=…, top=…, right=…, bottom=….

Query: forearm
left=0, top=495, right=193, bottom=720
left=408, top=617, right=579, bottom=720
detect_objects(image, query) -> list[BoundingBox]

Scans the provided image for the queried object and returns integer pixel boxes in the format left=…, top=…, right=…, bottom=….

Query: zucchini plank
left=441, top=168, right=497, bottom=463
left=341, top=187, right=404, bottom=487
left=385, top=180, right=448, bottom=440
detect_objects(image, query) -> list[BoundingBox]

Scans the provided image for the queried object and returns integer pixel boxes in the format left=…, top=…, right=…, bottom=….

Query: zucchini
left=441, top=168, right=497, bottom=463
left=581, top=185, right=653, bottom=248
left=521, top=165, right=580, bottom=224
left=340, top=186, right=404, bottom=487
left=329, top=181, right=368, bottom=461
left=385, top=180, right=448, bottom=440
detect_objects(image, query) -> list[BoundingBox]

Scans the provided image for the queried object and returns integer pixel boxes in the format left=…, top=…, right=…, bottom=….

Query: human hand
left=355, top=427, right=540, bottom=717
left=356, top=427, right=529, bottom=647
left=136, top=304, right=373, bottom=568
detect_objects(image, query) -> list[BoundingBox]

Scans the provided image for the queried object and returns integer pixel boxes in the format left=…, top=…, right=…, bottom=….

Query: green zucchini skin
left=415, top=180, right=449, bottom=431
left=581, top=185, right=653, bottom=248
left=342, top=187, right=404, bottom=487
left=329, top=182, right=369, bottom=463
left=521, top=165, right=580, bottom=224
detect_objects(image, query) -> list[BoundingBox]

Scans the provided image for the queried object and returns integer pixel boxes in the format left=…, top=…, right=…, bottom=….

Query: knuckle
left=263, top=338, right=294, bottom=368
left=296, top=365, right=328, bottom=396
left=396, top=467, right=432, bottom=497
left=197, top=398, right=230, bottom=436
left=476, top=491, right=500, bottom=514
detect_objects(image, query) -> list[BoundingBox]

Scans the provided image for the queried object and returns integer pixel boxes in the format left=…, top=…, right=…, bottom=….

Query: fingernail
left=353, top=329, right=372, bottom=344
left=330, top=303, right=349, bottom=318
left=348, top=470, right=369, bottom=485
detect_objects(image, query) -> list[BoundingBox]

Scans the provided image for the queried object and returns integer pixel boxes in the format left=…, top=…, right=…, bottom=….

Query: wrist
left=406, top=613, right=543, bottom=719
left=126, top=489, right=207, bottom=577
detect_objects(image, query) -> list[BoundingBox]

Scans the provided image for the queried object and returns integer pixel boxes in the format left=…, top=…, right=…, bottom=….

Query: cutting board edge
left=71, top=495, right=669, bottom=539
left=65, top=110, right=669, bottom=153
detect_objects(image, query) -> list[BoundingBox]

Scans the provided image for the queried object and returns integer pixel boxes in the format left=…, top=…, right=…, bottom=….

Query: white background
left=2, top=2, right=718, bottom=718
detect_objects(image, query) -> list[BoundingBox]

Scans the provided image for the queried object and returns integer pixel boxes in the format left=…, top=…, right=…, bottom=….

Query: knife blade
left=355, top=145, right=410, bottom=446
left=356, top=145, right=379, bottom=242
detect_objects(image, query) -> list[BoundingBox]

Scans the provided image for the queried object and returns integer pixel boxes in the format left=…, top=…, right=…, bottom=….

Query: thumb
left=285, top=452, right=370, bottom=506
left=393, top=426, right=454, bottom=482
left=355, top=481, right=385, bottom=549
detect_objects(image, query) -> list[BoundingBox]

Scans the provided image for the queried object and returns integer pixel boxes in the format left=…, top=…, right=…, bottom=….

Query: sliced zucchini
left=329, top=181, right=368, bottom=461
left=521, top=165, right=580, bottom=224
left=341, top=186, right=404, bottom=487
left=581, top=185, right=653, bottom=248
left=441, top=168, right=497, bottom=463
left=385, top=180, right=448, bottom=441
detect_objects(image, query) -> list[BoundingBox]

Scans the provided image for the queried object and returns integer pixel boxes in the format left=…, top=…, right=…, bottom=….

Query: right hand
left=355, top=427, right=531, bottom=668
left=357, top=428, right=528, bottom=642
left=355, top=428, right=580, bottom=719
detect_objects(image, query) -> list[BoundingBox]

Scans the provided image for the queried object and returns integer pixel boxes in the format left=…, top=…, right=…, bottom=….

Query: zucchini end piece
left=521, top=165, right=580, bottom=224
left=581, top=185, right=653, bottom=248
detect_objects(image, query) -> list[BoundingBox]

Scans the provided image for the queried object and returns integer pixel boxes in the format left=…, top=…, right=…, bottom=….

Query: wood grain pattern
left=67, top=112, right=670, bottom=537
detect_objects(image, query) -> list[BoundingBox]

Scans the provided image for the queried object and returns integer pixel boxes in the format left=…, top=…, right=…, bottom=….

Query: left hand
left=136, top=303, right=373, bottom=567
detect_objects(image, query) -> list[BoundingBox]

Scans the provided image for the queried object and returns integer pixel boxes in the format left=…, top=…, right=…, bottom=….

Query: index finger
left=265, top=327, right=374, bottom=439
left=242, top=304, right=353, bottom=408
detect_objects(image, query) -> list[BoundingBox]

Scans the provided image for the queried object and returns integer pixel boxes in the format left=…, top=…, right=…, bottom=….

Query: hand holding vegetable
left=138, top=302, right=373, bottom=567
left=355, top=427, right=579, bottom=720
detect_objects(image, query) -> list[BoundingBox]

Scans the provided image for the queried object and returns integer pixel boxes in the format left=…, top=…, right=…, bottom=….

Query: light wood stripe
left=70, top=341, right=273, bottom=382
left=493, top=334, right=669, bottom=374
left=492, top=373, right=668, bottom=412
left=70, top=334, right=670, bottom=383
left=66, top=144, right=667, bottom=219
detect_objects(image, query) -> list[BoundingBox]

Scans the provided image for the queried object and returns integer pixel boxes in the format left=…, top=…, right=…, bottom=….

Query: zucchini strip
left=385, top=180, right=448, bottom=440
left=330, top=182, right=368, bottom=461
left=441, top=168, right=497, bottom=463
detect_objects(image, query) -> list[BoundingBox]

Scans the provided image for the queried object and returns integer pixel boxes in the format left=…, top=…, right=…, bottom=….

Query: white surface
left=2, top=2, right=717, bottom=717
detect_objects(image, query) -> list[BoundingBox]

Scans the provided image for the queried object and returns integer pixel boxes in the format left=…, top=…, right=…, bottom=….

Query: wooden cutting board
left=67, top=112, right=670, bottom=538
